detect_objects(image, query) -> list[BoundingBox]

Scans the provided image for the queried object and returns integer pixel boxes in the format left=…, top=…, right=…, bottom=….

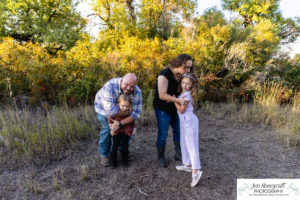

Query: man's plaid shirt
left=94, top=77, right=142, bottom=119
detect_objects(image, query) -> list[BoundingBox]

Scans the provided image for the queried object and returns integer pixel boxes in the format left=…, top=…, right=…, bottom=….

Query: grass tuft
left=0, top=105, right=98, bottom=160
left=80, top=165, right=89, bottom=181
left=202, top=100, right=300, bottom=147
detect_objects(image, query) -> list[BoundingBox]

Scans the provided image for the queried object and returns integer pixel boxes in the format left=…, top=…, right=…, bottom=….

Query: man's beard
left=122, top=89, right=131, bottom=95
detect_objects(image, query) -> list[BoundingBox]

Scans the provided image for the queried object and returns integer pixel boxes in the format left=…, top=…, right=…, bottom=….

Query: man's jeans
left=154, top=108, right=180, bottom=148
left=97, top=113, right=111, bottom=158
left=96, top=113, right=131, bottom=158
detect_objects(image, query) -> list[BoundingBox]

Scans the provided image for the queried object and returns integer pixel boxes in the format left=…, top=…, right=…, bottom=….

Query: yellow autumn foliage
left=0, top=17, right=297, bottom=106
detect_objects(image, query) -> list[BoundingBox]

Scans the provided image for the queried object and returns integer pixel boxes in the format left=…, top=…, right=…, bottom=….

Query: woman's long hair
left=168, top=54, right=193, bottom=69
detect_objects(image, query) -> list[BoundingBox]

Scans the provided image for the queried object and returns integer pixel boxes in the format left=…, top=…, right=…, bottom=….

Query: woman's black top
left=153, top=67, right=179, bottom=114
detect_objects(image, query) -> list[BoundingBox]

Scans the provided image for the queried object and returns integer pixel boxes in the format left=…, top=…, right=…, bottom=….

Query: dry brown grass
left=23, top=174, right=45, bottom=195
left=0, top=105, right=98, bottom=160
left=293, top=92, right=300, bottom=112
left=51, top=172, right=60, bottom=191
left=0, top=92, right=299, bottom=164
left=202, top=101, right=300, bottom=147
left=199, top=82, right=300, bottom=147
left=254, top=82, right=285, bottom=106
left=80, top=165, right=89, bottom=181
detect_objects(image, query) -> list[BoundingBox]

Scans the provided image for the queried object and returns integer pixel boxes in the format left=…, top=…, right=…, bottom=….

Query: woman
left=153, top=54, right=193, bottom=167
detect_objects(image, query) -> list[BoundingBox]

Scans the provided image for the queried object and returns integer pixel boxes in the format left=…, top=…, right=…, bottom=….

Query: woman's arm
left=174, top=101, right=188, bottom=114
left=158, top=75, right=187, bottom=105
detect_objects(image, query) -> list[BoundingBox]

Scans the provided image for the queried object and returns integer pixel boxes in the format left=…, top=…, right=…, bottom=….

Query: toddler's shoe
left=191, top=170, right=202, bottom=187
left=110, top=163, right=117, bottom=169
left=176, top=165, right=192, bottom=172
left=122, top=153, right=129, bottom=167
left=118, top=151, right=134, bottom=161
left=100, top=157, right=110, bottom=166
left=110, top=155, right=117, bottom=169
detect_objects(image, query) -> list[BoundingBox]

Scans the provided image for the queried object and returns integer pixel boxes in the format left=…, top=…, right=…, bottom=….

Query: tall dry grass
left=254, top=82, right=300, bottom=145
left=202, top=82, right=300, bottom=147
left=254, top=81, right=285, bottom=106
left=1, top=82, right=299, bottom=161
left=202, top=102, right=300, bottom=146
left=293, top=92, right=300, bottom=112
left=0, top=105, right=98, bottom=159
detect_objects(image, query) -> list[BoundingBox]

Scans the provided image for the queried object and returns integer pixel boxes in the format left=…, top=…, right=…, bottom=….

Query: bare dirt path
left=1, top=109, right=300, bottom=200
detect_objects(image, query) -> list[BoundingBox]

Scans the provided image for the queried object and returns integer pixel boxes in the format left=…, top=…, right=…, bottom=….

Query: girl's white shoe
left=191, top=170, right=202, bottom=187
left=176, top=165, right=192, bottom=172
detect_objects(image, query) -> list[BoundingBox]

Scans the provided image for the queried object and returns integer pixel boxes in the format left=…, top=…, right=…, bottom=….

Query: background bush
left=0, top=2, right=299, bottom=106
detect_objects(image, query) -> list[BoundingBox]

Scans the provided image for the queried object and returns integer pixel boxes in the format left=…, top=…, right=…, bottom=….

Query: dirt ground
left=1, top=109, right=300, bottom=200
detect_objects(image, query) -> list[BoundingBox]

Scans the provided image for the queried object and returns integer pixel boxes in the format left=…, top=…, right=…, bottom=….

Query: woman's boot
left=157, top=145, right=166, bottom=168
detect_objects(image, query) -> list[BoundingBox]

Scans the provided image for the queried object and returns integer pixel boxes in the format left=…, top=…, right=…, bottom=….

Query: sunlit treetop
left=221, top=0, right=300, bottom=42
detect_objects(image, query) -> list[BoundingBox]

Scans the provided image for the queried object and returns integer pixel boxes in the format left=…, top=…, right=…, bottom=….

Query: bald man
left=94, top=73, right=142, bottom=166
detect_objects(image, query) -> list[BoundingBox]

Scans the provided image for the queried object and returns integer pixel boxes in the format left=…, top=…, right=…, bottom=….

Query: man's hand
left=109, top=119, right=120, bottom=131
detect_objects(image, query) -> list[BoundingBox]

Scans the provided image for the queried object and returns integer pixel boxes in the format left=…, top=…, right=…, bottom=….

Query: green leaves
left=222, top=0, right=282, bottom=26
left=0, top=0, right=86, bottom=52
left=221, top=0, right=300, bottom=42
left=91, top=0, right=197, bottom=40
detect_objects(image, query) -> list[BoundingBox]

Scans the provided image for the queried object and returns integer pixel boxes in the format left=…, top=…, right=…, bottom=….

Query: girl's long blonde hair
left=117, top=94, right=133, bottom=113
left=179, top=72, right=198, bottom=102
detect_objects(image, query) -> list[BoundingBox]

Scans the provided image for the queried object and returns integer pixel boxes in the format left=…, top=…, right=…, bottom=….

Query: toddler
left=109, top=94, right=136, bottom=168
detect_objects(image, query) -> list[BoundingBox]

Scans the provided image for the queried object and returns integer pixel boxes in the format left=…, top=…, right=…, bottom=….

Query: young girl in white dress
left=174, top=72, right=202, bottom=187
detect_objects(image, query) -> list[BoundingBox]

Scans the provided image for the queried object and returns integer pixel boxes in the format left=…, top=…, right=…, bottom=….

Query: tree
left=195, top=7, right=227, bottom=29
left=0, top=0, right=87, bottom=53
left=137, top=0, right=196, bottom=39
left=89, top=0, right=136, bottom=34
left=89, top=0, right=197, bottom=40
left=279, top=17, right=300, bottom=43
left=221, top=0, right=300, bottom=42
left=222, top=0, right=282, bottom=27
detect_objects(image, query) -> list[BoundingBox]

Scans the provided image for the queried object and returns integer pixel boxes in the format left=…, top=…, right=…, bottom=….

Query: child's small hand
left=110, top=131, right=116, bottom=136
left=110, top=119, right=122, bottom=132
left=178, top=96, right=188, bottom=105
left=132, top=127, right=137, bottom=135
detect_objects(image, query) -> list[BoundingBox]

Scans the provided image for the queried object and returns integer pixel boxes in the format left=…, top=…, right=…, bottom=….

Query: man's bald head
left=123, top=73, right=137, bottom=84
left=121, top=73, right=137, bottom=95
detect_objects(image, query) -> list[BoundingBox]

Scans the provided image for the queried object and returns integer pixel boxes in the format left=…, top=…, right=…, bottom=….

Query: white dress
left=177, top=91, right=201, bottom=169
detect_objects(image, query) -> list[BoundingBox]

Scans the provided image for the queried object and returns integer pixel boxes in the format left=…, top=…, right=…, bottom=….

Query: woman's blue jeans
left=154, top=108, right=180, bottom=148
